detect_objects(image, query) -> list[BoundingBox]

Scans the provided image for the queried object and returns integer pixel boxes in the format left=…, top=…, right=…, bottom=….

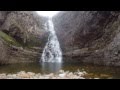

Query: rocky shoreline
left=0, top=70, right=87, bottom=79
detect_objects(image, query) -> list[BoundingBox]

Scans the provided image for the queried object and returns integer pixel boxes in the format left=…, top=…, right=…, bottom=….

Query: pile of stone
left=0, top=70, right=87, bottom=79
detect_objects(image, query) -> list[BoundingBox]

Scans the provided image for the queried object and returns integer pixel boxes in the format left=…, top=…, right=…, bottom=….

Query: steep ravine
left=1, top=11, right=120, bottom=67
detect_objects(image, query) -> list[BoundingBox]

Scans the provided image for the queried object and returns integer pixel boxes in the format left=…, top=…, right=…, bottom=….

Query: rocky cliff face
left=0, top=11, right=9, bottom=27
left=1, top=11, right=48, bottom=46
left=0, top=11, right=48, bottom=64
left=0, top=38, right=9, bottom=64
left=1, top=11, right=120, bottom=66
left=53, top=11, right=120, bottom=66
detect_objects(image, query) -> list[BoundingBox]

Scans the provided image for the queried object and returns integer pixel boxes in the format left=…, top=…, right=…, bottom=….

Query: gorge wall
left=0, top=11, right=48, bottom=64
left=1, top=11, right=120, bottom=67
left=53, top=11, right=120, bottom=66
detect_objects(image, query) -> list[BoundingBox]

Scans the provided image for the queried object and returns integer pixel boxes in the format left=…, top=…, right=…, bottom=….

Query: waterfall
left=41, top=18, right=62, bottom=63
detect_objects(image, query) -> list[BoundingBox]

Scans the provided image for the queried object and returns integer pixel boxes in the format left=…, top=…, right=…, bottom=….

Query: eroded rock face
left=0, top=38, right=9, bottom=64
left=1, top=11, right=120, bottom=66
left=0, top=11, right=48, bottom=64
left=53, top=11, right=120, bottom=66
left=0, top=11, right=10, bottom=27
left=1, top=11, right=48, bottom=46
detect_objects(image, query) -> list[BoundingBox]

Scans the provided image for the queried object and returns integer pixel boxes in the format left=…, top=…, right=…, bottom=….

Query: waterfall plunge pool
left=0, top=11, right=117, bottom=79
left=1, top=61, right=120, bottom=79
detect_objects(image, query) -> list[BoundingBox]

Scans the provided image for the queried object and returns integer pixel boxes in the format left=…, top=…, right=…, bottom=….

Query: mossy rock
left=0, top=31, right=21, bottom=47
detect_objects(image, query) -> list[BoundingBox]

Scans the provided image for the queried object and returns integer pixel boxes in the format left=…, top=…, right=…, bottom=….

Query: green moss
left=0, top=31, right=21, bottom=47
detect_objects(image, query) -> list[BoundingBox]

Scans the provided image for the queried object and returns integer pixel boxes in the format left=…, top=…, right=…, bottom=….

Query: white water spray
left=41, top=18, right=62, bottom=63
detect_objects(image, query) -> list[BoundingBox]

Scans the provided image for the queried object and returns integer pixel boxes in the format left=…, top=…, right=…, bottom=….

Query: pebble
left=94, top=78, right=99, bottom=79
left=59, top=73, right=66, bottom=77
left=59, top=70, right=64, bottom=74
left=0, top=70, right=87, bottom=79
left=27, top=72, right=35, bottom=76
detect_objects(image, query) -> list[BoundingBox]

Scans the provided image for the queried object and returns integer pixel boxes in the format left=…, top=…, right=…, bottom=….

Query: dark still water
left=0, top=62, right=120, bottom=79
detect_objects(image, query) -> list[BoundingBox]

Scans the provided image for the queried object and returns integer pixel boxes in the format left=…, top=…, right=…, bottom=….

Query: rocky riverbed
left=0, top=70, right=87, bottom=79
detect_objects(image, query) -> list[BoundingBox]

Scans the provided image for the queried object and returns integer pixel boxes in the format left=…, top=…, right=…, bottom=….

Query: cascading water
left=41, top=18, right=62, bottom=63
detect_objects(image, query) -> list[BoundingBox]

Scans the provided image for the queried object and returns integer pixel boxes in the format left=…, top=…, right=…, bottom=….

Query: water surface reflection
left=41, top=62, right=62, bottom=73
left=0, top=62, right=120, bottom=78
